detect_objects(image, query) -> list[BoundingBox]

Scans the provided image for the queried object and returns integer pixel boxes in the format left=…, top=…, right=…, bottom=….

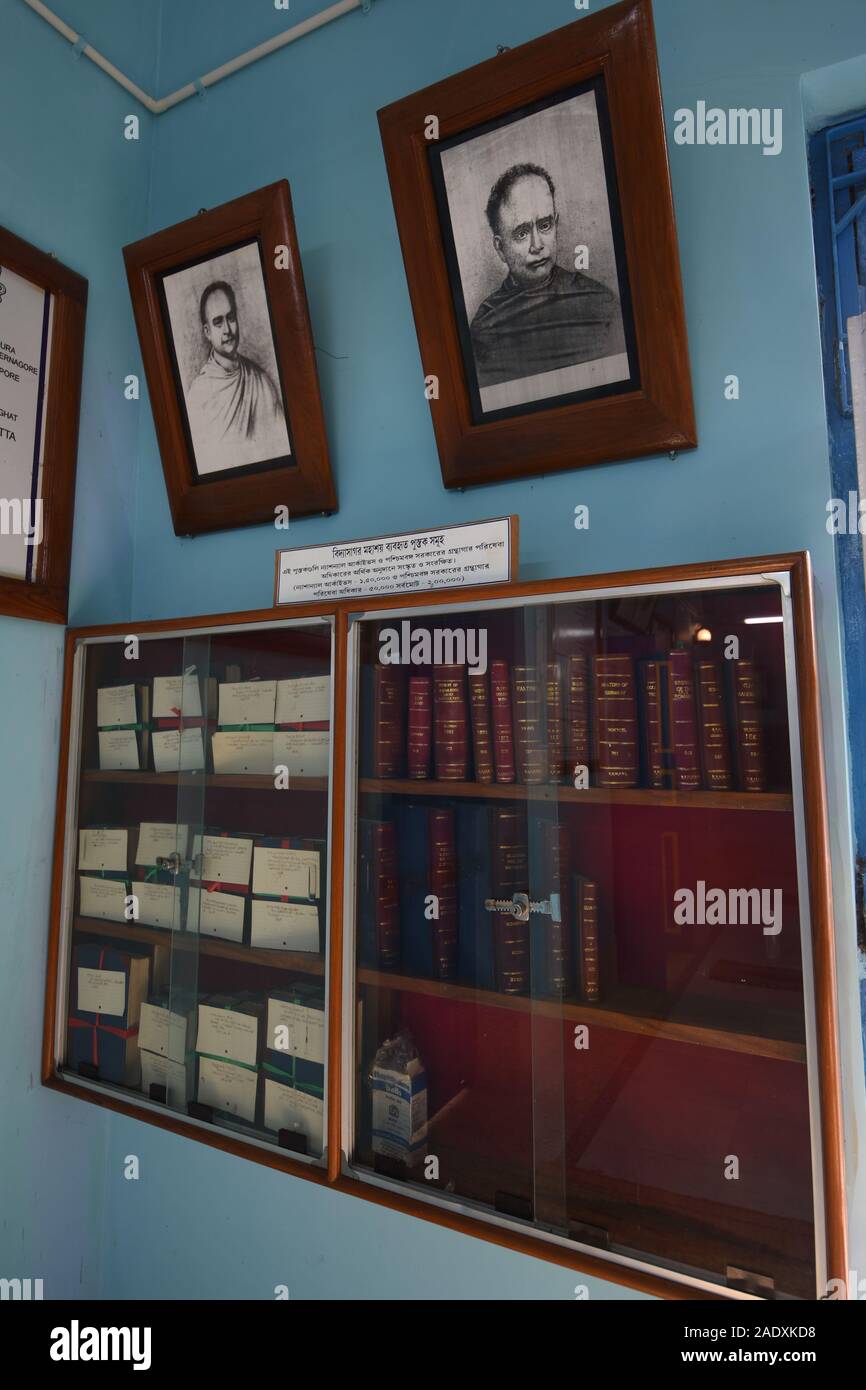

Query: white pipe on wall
left=21, top=0, right=365, bottom=115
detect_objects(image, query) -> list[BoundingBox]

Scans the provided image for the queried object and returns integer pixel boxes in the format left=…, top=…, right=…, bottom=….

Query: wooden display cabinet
left=43, top=554, right=847, bottom=1299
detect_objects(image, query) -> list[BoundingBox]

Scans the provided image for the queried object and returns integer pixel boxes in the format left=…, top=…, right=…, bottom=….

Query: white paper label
left=193, top=835, right=252, bottom=886
left=79, top=875, right=129, bottom=922
left=196, top=1003, right=258, bottom=1066
left=276, top=518, right=513, bottom=604
left=186, top=886, right=246, bottom=943
left=218, top=680, right=276, bottom=726
left=197, top=1056, right=257, bottom=1123
left=77, top=966, right=126, bottom=1016
left=252, top=846, right=319, bottom=899
left=135, top=823, right=189, bottom=866
left=152, top=673, right=203, bottom=719
left=98, top=729, right=140, bottom=771
left=211, top=731, right=274, bottom=775
left=272, top=730, right=330, bottom=778
left=131, top=881, right=181, bottom=929
left=275, top=676, right=330, bottom=726
left=96, top=684, right=138, bottom=728
left=141, top=1051, right=188, bottom=1108
left=151, top=727, right=205, bottom=773
left=79, top=828, right=128, bottom=872
left=250, top=899, right=320, bottom=952
left=267, top=998, right=324, bottom=1064
left=139, top=1002, right=188, bottom=1062
left=263, top=1079, right=323, bottom=1153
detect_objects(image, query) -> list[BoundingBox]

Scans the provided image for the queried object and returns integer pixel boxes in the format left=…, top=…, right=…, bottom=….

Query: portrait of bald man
left=432, top=85, right=634, bottom=415
left=470, top=163, right=625, bottom=391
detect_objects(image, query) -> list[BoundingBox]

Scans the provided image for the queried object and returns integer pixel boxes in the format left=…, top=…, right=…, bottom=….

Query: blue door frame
left=810, top=116, right=866, bottom=1055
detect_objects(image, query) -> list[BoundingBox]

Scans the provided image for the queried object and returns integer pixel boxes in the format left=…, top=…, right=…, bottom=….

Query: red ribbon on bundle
left=70, top=947, right=138, bottom=1065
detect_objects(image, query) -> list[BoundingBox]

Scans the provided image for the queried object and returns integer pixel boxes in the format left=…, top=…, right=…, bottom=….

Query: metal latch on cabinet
left=484, top=892, right=561, bottom=923
left=156, top=852, right=195, bottom=876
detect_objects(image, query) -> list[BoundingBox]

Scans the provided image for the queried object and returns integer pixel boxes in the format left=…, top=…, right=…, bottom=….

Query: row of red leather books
left=371, top=654, right=769, bottom=790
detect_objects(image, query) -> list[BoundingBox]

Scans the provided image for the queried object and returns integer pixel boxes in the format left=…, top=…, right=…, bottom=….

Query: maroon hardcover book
left=565, top=654, right=591, bottom=781
left=592, top=655, right=638, bottom=787
left=730, top=659, right=767, bottom=792
left=491, top=807, right=529, bottom=995
left=574, top=874, right=601, bottom=1002
left=373, top=822, right=400, bottom=968
left=639, top=659, right=670, bottom=789
left=667, top=649, right=701, bottom=791
left=407, top=675, right=432, bottom=780
left=695, top=660, right=733, bottom=791
left=433, top=664, right=468, bottom=780
left=512, top=665, right=546, bottom=784
left=546, top=660, right=565, bottom=783
left=489, top=659, right=516, bottom=784
left=542, top=822, right=573, bottom=996
left=468, top=671, right=494, bottom=783
left=428, top=809, right=458, bottom=980
left=372, top=665, right=404, bottom=779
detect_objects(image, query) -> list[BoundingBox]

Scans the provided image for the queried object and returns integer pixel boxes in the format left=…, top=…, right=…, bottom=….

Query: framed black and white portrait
left=429, top=76, right=638, bottom=423
left=378, top=0, right=696, bottom=490
left=124, top=182, right=335, bottom=535
left=159, top=240, right=292, bottom=479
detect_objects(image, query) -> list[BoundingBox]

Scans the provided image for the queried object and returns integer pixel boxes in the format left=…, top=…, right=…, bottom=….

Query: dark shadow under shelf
left=359, top=778, right=793, bottom=812
left=73, top=915, right=325, bottom=976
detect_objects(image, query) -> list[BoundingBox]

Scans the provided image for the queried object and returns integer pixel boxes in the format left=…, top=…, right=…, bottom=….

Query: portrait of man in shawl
left=185, top=280, right=288, bottom=472
left=161, top=240, right=292, bottom=478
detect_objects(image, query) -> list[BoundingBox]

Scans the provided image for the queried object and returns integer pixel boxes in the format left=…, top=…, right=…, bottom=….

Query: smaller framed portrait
left=378, top=0, right=696, bottom=489
left=124, top=182, right=335, bottom=535
left=0, top=224, right=87, bottom=623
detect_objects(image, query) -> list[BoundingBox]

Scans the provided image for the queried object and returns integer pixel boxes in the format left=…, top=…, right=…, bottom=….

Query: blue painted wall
left=108, top=0, right=866, bottom=1298
left=0, top=0, right=157, bottom=1297
left=4, top=0, right=866, bottom=1299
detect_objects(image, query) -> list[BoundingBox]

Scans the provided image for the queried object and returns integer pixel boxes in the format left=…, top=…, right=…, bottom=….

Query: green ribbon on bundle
left=218, top=724, right=275, bottom=733
left=262, top=1059, right=323, bottom=1098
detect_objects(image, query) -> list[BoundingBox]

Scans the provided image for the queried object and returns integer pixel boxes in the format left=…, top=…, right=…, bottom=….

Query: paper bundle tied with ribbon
left=67, top=940, right=155, bottom=1086
left=96, top=683, right=151, bottom=771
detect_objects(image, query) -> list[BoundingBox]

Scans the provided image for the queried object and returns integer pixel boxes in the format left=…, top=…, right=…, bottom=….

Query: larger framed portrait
left=0, top=223, right=87, bottom=623
left=124, top=182, right=336, bottom=535
left=378, top=0, right=696, bottom=488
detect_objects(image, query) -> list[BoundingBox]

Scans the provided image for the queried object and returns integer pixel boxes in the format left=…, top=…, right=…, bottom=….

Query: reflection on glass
left=64, top=620, right=332, bottom=1162
left=352, top=585, right=815, bottom=1297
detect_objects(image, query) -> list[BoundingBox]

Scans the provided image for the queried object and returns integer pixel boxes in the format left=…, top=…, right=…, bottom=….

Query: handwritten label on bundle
left=79, top=828, right=128, bottom=872
left=152, top=673, right=202, bottom=719
left=77, top=967, right=126, bottom=1016
left=193, top=835, right=253, bottom=886
left=196, top=1003, right=258, bottom=1066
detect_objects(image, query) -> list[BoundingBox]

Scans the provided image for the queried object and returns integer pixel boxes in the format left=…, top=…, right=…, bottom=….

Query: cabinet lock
left=156, top=852, right=195, bottom=876
left=484, top=892, right=561, bottom=923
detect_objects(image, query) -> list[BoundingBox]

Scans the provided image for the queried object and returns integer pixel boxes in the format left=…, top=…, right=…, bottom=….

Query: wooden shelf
left=82, top=770, right=328, bottom=792
left=359, top=778, right=792, bottom=812
left=392, top=1089, right=815, bottom=1299
left=73, top=916, right=325, bottom=976
left=356, top=967, right=806, bottom=1063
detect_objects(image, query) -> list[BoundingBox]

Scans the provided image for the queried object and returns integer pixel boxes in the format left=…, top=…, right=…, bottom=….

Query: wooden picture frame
left=123, top=181, right=336, bottom=537
left=378, top=0, right=696, bottom=489
left=0, top=224, right=87, bottom=624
